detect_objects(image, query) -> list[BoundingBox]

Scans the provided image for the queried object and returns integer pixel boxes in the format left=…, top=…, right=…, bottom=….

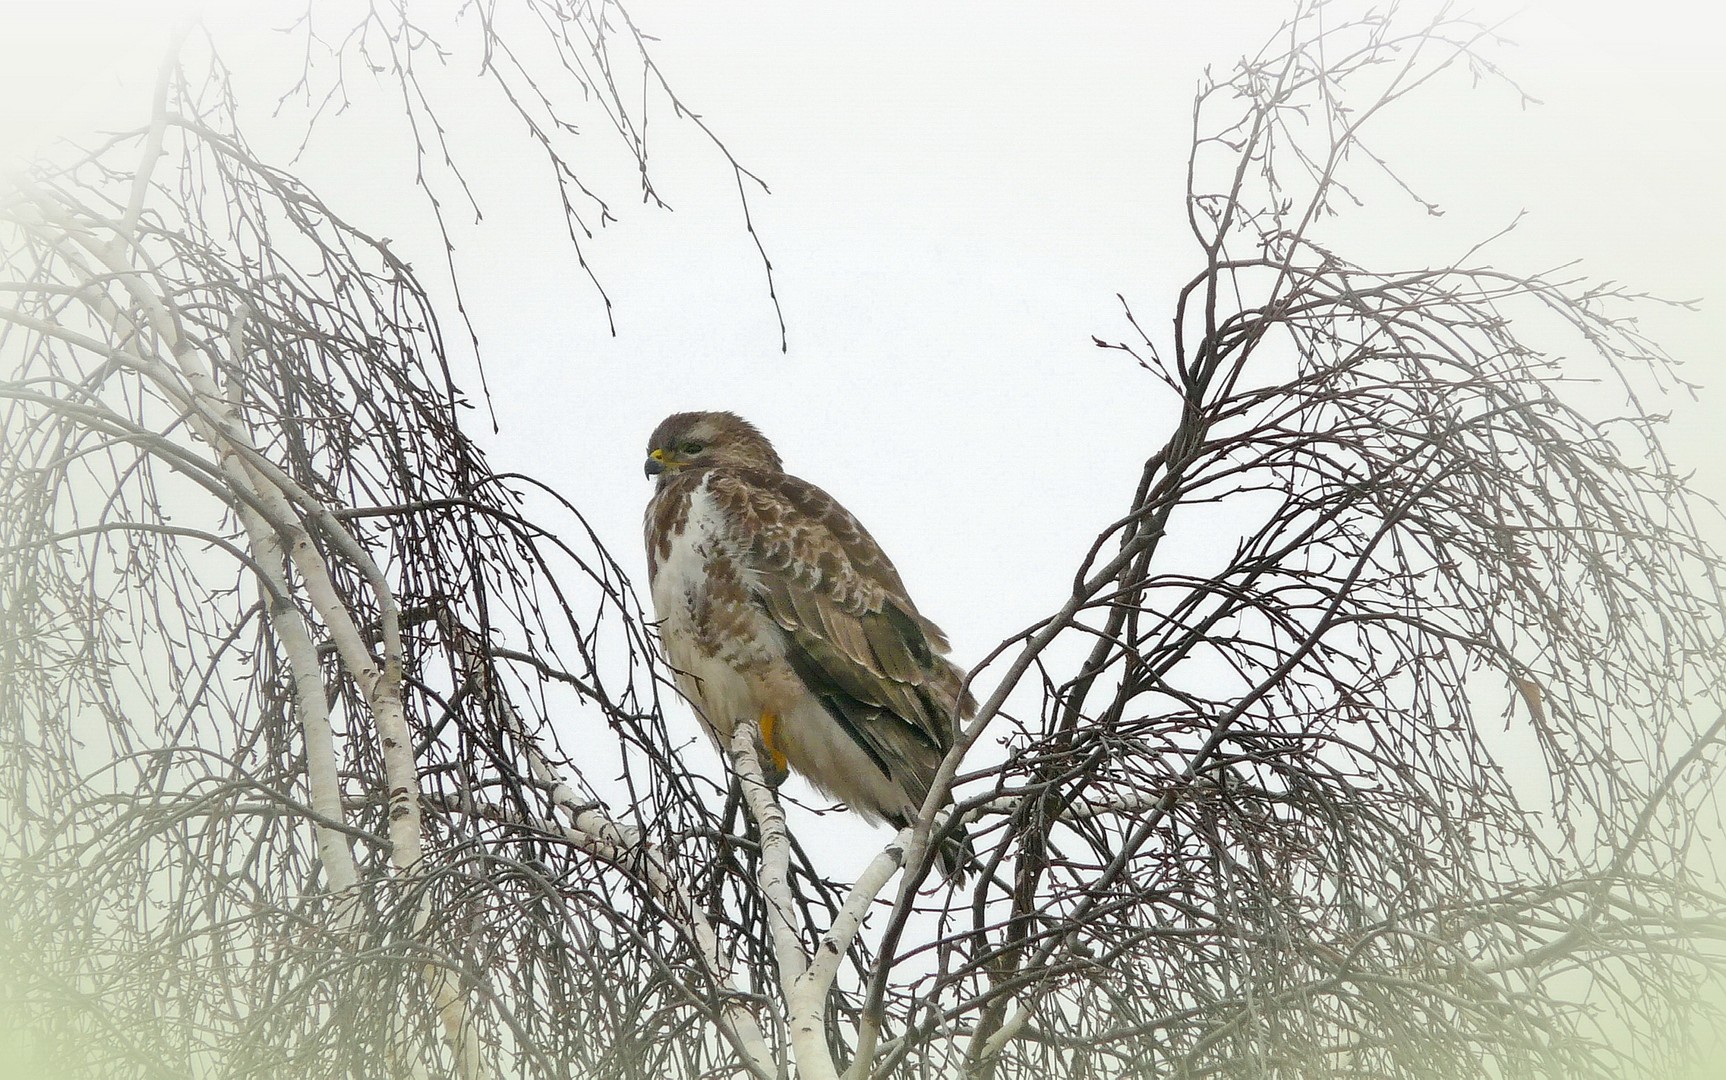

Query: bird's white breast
left=649, top=479, right=771, bottom=742
left=649, top=479, right=727, bottom=626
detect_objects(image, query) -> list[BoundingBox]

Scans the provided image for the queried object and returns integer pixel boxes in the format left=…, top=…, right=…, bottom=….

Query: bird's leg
left=758, top=711, right=790, bottom=784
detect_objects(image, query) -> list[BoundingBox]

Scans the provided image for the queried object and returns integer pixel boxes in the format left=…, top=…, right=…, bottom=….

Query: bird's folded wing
left=707, top=470, right=965, bottom=754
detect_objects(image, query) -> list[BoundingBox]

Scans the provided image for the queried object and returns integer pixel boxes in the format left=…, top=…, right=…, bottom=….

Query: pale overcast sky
left=4, top=0, right=1723, bottom=881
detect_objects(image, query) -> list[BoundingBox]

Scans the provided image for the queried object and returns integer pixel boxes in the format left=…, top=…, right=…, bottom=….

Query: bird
left=642, top=410, right=974, bottom=878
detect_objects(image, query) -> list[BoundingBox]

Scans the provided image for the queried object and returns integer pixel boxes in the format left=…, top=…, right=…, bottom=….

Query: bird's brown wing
left=707, top=469, right=969, bottom=766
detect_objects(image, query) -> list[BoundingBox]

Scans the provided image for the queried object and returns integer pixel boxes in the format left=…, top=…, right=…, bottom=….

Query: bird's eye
left=681, top=441, right=704, bottom=455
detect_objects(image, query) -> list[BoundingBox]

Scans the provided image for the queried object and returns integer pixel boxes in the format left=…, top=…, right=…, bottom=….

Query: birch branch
left=11, top=198, right=364, bottom=902
left=21, top=178, right=480, bottom=1077
left=195, top=315, right=478, bottom=1078
left=730, top=724, right=836, bottom=1080
left=112, top=18, right=191, bottom=247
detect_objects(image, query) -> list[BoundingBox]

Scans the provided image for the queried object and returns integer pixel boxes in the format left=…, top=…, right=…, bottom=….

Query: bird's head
left=644, top=411, right=784, bottom=484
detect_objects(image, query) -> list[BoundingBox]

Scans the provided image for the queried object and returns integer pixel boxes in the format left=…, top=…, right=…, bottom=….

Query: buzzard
left=643, top=411, right=973, bottom=877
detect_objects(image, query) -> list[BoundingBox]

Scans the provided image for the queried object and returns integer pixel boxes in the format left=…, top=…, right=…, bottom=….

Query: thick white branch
left=38, top=190, right=425, bottom=878
left=20, top=185, right=477, bottom=1077
left=113, top=19, right=190, bottom=246
left=729, top=725, right=837, bottom=1080
left=803, top=841, right=903, bottom=1001
left=967, top=1004, right=1031, bottom=1067
left=242, top=499, right=360, bottom=893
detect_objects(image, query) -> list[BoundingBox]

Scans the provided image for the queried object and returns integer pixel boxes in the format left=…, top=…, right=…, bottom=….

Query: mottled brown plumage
left=643, top=411, right=973, bottom=876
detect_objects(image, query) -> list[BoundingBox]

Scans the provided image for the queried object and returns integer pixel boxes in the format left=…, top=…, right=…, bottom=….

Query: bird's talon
left=759, top=711, right=790, bottom=777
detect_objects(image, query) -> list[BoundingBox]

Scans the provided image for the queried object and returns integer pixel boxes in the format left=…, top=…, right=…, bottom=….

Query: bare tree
left=2, top=3, right=1721, bottom=1079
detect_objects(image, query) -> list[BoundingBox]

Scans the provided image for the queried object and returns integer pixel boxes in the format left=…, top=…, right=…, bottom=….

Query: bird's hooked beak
left=644, top=447, right=673, bottom=478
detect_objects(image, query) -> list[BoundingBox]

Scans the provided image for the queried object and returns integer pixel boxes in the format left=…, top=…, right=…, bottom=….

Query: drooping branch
left=0, top=17, right=801, bottom=1077
left=842, top=5, right=1726, bottom=1079
left=281, top=0, right=786, bottom=354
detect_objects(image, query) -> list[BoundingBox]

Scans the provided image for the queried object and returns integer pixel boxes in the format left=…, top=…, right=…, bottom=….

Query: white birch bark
left=13, top=113, right=480, bottom=1070
left=729, top=725, right=833, bottom=1079
left=726, top=732, right=958, bottom=1080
